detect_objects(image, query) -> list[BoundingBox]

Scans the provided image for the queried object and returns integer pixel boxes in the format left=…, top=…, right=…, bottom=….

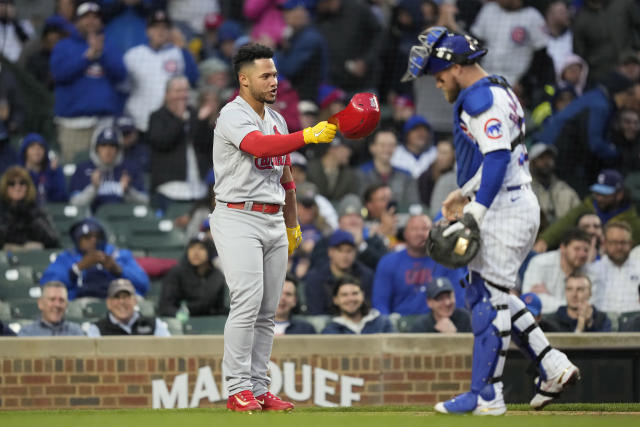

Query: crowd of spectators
left=1, top=0, right=640, bottom=336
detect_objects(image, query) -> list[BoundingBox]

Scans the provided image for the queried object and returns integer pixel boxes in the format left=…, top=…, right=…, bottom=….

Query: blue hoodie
left=19, top=133, right=68, bottom=203
left=40, top=218, right=149, bottom=300
left=50, top=27, right=126, bottom=117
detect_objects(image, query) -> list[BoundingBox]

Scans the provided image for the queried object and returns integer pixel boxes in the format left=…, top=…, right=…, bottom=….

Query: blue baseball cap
left=520, top=293, right=542, bottom=317
left=590, top=169, right=623, bottom=196
left=403, top=114, right=431, bottom=136
left=278, top=0, right=315, bottom=10
left=328, top=229, right=355, bottom=247
left=426, top=277, right=454, bottom=300
left=115, top=115, right=136, bottom=133
left=96, top=127, right=121, bottom=146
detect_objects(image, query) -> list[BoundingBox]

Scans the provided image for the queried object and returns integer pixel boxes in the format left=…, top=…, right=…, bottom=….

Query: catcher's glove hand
left=427, top=213, right=481, bottom=269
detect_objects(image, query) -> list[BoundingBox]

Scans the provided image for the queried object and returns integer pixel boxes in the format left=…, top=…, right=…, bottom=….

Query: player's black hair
left=233, top=43, right=274, bottom=81
left=331, top=275, right=369, bottom=317
left=560, top=228, right=591, bottom=246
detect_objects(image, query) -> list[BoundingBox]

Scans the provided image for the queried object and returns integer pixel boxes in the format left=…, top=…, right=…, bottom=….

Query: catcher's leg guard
left=508, top=295, right=580, bottom=409
left=436, top=273, right=509, bottom=415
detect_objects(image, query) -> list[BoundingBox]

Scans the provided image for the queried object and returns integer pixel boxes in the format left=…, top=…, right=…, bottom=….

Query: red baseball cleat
left=227, top=390, right=262, bottom=413
left=255, top=392, right=295, bottom=412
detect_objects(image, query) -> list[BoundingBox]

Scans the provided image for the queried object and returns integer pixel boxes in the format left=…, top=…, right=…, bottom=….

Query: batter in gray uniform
left=210, top=43, right=336, bottom=413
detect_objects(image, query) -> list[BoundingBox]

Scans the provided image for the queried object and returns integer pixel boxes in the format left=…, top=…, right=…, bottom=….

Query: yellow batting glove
left=303, top=121, right=337, bottom=144
left=286, top=225, right=302, bottom=256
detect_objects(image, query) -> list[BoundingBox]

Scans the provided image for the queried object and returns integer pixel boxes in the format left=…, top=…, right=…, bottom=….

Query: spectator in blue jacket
left=275, top=0, right=328, bottom=102
left=372, top=214, right=467, bottom=316
left=322, top=275, right=394, bottom=334
left=50, top=1, right=126, bottom=163
left=19, top=133, right=68, bottom=203
left=536, top=71, right=640, bottom=196
left=100, top=0, right=165, bottom=54
left=69, top=126, right=148, bottom=213
left=304, top=229, right=374, bottom=315
left=40, top=217, right=150, bottom=300
left=115, top=114, right=150, bottom=172
left=274, top=274, right=316, bottom=335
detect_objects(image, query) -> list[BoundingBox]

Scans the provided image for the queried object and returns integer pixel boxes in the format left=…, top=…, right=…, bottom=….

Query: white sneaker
left=473, top=383, right=506, bottom=416
left=530, top=362, right=580, bottom=409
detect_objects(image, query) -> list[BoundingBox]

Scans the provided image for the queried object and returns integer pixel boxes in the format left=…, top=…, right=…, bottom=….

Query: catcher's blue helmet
left=401, top=26, right=487, bottom=81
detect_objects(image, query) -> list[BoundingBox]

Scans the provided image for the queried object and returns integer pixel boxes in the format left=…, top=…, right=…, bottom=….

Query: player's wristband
left=282, top=181, right=296, bottom=191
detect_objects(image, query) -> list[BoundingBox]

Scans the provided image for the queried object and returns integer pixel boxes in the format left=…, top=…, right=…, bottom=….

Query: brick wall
left=1, top=334, right=635, bottom=410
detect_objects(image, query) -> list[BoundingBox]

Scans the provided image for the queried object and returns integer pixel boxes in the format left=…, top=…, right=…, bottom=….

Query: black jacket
left=147, top=105, right=213, bottom=190
left=285, top=317, right=316, bottom=334
left=94, top=314, right=156, bottom=336
left=158, top=258, right=227, bottom=317
left=0, top=200, right=59, bottom=248
left=542, top=306, right=612, bottom=332
left=409, top=308, right=472, bottom=333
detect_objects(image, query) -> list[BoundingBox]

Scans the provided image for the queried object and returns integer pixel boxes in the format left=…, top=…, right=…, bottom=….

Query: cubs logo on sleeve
left=484, top=118, right=503, bottom=139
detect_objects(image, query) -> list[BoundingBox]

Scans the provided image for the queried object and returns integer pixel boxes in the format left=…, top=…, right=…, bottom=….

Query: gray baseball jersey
left=213, top=96, right=290, bottom=204
left=210, top=95, right=290, bottom=397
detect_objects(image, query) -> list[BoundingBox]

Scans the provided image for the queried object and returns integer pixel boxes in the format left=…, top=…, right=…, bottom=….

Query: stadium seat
left=183, top=315, right=228, bottom=335
left=82, top=301, right=108, bottom=319
left=9, top=249, right=59, bottom=271
left=396, top=314, right=425, bottom=333
left=162, top=201, right=194, bottom=220
left=95, top=203, right=153, bottom=224
left=0, top=300, right=11, bottom=322
left=294, top=315, right=331, bottom=333
left=0, top=266, right=41, bottom=300
left=45, top=202, right=82, bottom=223
left=146, top=248, right=185, bottom=260
left=137, top=299, right=156, bottom=317
left=9, top=299, right=40, bottom=319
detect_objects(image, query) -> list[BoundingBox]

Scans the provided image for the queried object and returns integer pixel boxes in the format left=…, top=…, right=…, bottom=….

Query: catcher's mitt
left=427, top=213, right=481, bottom=269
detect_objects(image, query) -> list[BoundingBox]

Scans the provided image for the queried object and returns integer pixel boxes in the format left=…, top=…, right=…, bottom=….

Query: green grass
left=1, top=404, right=639, bottom=427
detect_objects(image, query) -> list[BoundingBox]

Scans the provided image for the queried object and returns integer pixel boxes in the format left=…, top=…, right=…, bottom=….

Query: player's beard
left=251, top=86, right=276, bottom=104
left=443, top=85, right=461, bottom=103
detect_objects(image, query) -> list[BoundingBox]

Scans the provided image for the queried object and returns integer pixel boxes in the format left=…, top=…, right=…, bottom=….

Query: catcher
left=404, top=27, right=579, bottom=415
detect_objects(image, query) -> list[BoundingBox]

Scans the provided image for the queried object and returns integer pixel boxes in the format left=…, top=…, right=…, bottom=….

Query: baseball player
left=210, top=43, right=337, bottom=413
left=402, top=27, right=579, bottom=415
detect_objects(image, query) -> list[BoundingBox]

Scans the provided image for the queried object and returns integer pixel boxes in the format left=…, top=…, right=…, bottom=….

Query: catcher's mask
left=426, top=213, right=481, bottom=269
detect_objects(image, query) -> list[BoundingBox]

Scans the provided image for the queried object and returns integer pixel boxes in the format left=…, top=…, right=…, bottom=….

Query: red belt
left=227, top=202, right=281, bottom=214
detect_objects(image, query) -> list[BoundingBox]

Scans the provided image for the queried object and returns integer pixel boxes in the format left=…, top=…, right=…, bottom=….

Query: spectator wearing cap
left=18, top=281, right=85, bottom=337
left=211, top=20, right=246, bottom=66
left=613, top=108, right=640, bottom=178
left=116, top=114, right=150, bottom=172
left=243, top=0, right=286, bottom=48
left=0, top=0, right=35, bottom=63
left=289, top=151, right=338, bottom=229
left=40, top=218, right=149, bottom=300
left=19, top=133, right=68, bottom=203
left=195, top=13, right=224, bottom=61
left=306, top=134, right=360, bottom=202
left=315, top=0, right=383, bottom=93
left=358, top=129, right=419, bottom=209
left=0, top=165, right=60, bottom=251
left=372, top=214, right=466, bottom=316
left=147, top=75, right=213, bottom=204
left=304, top=229, right=374, bottom=315
left=591, top=221, right=640, bottom=315
left=542, top=272, right=611, bottom=333
left=535, top=71, right=640, bottom=196
left=528, top=142, right=580, bottom=232
left=316, top=84, right=347, bottom=122
left=293, top=182, right=333, bottom=263
left=21, top=15, right=69, bottom=91
left=87, top=278, right=169, bottom=336
left=321, top=275, right=393, bottom=334
left=417, top=139, right=455, bottom=208
left=50, top=1, right=127, bottom=163
left=409, top=277, right=471, bottom=333
left=520, top=292, right=543, bottom=324
left=310, top=193, right=387, bottom=271
left=158, top=236, right=227, bottom=317
left=123, top=9, right=199, bottom=132
left=274, top=274, right=316, bottom=335
left=274, top=0, right=328, bottom=102
left=617, top=51, right=640, bottom=83
left=535, top=169, right=640, bottom=252
left=100, top=0, right=165, bottom=54
left=524, top=228, right=594, bottom=314
left=390, top=114, right=436, bottom=179
left=69, top=125, right=148, bottom=213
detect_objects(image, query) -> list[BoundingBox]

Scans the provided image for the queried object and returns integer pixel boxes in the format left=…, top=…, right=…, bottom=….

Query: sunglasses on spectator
left=8, top=180, right=27, bottom=187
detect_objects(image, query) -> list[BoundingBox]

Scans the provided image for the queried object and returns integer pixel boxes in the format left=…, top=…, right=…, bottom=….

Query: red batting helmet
left=329, top=92, right=381, bottom=139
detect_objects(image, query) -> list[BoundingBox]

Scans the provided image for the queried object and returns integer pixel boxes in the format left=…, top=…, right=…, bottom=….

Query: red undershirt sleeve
left=239, top=130, right=305, bottom=157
